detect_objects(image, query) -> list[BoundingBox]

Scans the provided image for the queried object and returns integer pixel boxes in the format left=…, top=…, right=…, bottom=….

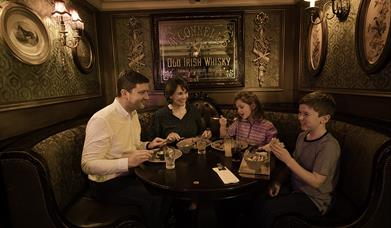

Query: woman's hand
left=166, top=132, right=181, bottom=142
left=201, top=129, right=212, bottom=139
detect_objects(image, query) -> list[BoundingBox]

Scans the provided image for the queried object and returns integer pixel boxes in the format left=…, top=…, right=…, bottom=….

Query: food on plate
left=176, top=139, right=193, bottom=153
left=211, top=139, right=248, bottom=151
left=245, top=151, right=268, bottom=169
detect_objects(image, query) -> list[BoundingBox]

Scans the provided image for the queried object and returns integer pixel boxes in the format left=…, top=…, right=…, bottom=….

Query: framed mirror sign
left=152, top=13, right=244, bottom=89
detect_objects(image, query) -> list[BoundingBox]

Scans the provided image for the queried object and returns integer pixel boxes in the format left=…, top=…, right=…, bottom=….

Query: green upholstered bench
left=0, top=119, right=145, bottom=228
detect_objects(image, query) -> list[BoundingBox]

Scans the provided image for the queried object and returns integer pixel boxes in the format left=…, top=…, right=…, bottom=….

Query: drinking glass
left=196, top=138, right=207, bottom=155
left=232, top=139, right=242, bottom=162
left=223, top=137, right=232, bottom=157
left=163, top=146, right=175, bottom=169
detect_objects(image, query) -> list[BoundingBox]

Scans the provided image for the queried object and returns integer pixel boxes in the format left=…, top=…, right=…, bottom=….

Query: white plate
left=148, top=147, right=182, bottom=163
left=211, top=139, right=248, bottom=151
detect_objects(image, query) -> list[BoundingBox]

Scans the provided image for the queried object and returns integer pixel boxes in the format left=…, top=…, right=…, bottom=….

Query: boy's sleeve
left=313, top=139, right=341, bottom=176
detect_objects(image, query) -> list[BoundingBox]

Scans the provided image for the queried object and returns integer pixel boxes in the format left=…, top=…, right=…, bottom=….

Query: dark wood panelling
left=0, top=98, right=102, bottom=141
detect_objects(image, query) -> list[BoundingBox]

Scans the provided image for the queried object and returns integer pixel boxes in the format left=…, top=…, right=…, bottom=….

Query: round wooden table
left=135, top=147, right=267, bottom=201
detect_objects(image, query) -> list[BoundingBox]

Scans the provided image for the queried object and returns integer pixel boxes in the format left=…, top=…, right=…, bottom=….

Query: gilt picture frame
left=72, top=31, right=95, bottom=74
left=356, top=0, right=391, bottom=74
left=152, top=12, right=244, bottom=89
left=0, top=2, right=50, bottom=65
left=306, top=17, right=328, bottom=77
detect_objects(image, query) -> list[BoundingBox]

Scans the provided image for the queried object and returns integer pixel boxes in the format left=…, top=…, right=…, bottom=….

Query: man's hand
left=127, top=150, right=152, bottom=168
left=268, top=182, right=281, bottom=197
left=148, top=137, right=166, bottom=149
left=201, top=129, right=212, bottom=139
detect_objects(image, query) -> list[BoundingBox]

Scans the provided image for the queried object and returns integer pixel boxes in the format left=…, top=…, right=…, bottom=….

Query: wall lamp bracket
left=51, top=0, right=84, bottom=49
left=305, top=0, right=350, bottom=25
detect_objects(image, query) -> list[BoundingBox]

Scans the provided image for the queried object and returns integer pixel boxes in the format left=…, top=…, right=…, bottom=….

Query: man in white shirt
left=82, top=70, right=168, bottom=228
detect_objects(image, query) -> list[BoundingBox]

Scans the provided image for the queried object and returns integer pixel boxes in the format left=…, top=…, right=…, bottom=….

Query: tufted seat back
left=328, top=121, right=390, bottom=210
left=31, top=125, right=87, bottom=211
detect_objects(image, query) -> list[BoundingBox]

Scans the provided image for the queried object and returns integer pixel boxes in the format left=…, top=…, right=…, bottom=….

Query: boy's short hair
left=164, top=76, right=188, bottom=103
left=117, top=70, right=149, bottom=96
left=299, top=91, right=336, bottom=117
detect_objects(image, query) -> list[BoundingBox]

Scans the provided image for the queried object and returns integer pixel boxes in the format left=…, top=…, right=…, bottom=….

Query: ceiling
left=86, top=0, right=301, bottom=11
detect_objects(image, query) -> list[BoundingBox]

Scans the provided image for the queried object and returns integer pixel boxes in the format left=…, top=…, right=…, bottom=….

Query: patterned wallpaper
left=112, top=10, right=284, bottom=90
left=244, top=10, right=282, bottom=88
left=112, top=15, right=153, bottom=83
left=0, top=0, right=100, bottom=108
left=300, top=0, right=391, bottom=91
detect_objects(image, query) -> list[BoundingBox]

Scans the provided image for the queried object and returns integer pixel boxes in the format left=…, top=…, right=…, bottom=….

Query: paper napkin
left=212, top=167, right=240, bottom=184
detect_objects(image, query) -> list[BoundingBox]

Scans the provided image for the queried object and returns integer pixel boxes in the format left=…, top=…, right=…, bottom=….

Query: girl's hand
left=219, top=115, right=227, bottom=127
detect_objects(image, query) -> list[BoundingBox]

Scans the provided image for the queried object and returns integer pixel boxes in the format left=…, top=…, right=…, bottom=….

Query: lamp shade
left=52, top=0, right=71, bottom=20
left=304, top=0, right=318, bottom=8
left=70, top=9, right=84, bottom=30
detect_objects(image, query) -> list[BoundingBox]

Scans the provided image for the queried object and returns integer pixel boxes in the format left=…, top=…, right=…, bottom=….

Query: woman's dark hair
left=234, top=91, right=264, bottom=120
left=164, top=76, right=189, bottom=103
left=116, top=70, right=149, bottom=97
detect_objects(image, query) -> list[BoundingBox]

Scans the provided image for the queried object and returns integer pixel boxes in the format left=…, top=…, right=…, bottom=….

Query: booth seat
left=1, top=103, right=390, bottom=228
left=0, top=118, right=145, bottom=228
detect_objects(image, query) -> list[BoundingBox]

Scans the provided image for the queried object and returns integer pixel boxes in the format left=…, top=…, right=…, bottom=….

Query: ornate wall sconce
left=304, top=0, right=350, bottom=24
left=51, top=0, right=84, bottom=48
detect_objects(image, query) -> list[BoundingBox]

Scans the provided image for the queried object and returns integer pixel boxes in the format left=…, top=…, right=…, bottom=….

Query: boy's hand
left=127, top=150, right=152, bottom=168
left=268, top=182, right=280, bottom=197
left=270, top=139, right=292, bottom=165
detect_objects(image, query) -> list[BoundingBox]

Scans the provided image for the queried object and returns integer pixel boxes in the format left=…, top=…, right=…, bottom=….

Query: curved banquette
left=1, top=100, right=390, bottom=228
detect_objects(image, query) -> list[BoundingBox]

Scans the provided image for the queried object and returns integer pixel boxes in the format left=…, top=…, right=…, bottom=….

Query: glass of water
left=196, top=138, right=207, bottom=155
left=163, top=146, right=175, bottom=169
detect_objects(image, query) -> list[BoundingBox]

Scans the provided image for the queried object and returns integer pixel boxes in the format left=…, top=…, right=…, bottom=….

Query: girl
left=219, top=91, right=277, bottom=147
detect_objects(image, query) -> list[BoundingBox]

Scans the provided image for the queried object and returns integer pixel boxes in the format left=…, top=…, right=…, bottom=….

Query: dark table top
left=135, top=147, right=269, bottom=200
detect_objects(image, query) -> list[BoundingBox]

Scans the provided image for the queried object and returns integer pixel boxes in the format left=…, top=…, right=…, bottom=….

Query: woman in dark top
left=150, top=76, right=212, bottom=142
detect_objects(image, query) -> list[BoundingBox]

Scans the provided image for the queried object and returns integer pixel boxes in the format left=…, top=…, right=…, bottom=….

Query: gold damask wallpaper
left=300, top=0, right=391, bottom=92
left=0, top=0, right=100, bottom=109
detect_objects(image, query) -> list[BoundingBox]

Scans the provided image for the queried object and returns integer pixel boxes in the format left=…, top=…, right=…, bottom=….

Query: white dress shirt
left=82, top=98, right=147, bottom=182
